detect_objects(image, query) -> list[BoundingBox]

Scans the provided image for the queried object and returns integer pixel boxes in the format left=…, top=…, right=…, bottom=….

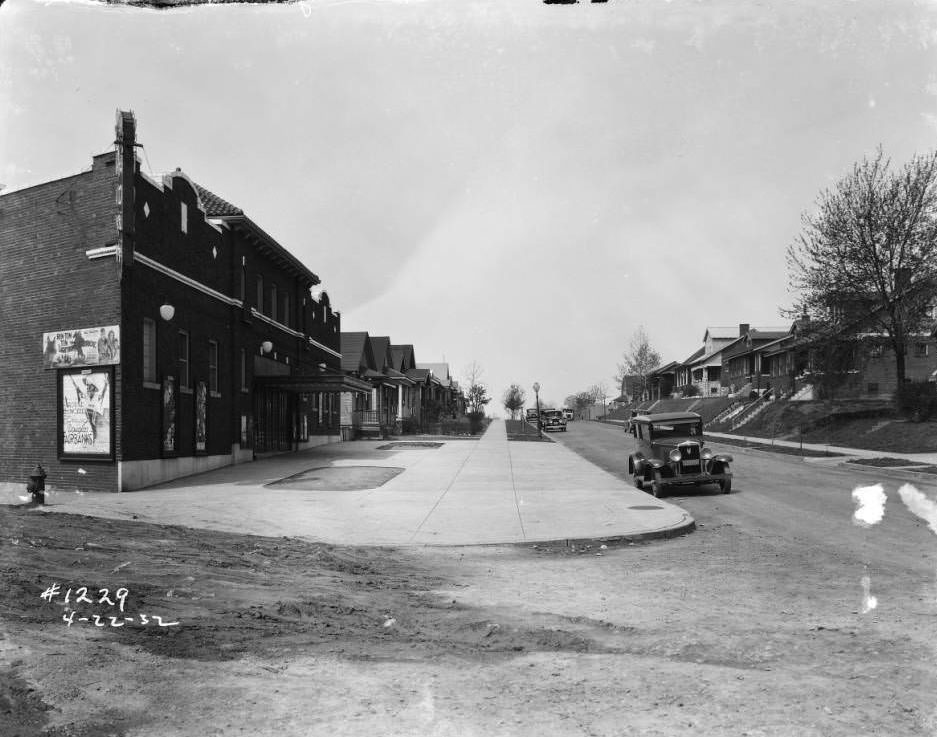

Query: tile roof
left=194, top=184, right=243, bottom=217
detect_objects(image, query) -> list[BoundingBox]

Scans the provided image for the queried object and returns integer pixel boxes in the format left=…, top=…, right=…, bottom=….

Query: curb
left=834, top=460, right=937, bottom=485
left=414, top=515, right=698, bottom=549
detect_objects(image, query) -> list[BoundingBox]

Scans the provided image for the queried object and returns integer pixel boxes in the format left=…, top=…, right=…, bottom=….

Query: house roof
left=370, top=336, right=391, bottom=371
left=417, top=362, right=451, bottom=387
left=390, top=344, right=415, bottom=372
left=340, top=332, right=371, bottom=373
left=681, top=346, right=706, bottom=364
left=405, top=367, right=432, bottom=383
left=703, top=326, right=740, bottom=341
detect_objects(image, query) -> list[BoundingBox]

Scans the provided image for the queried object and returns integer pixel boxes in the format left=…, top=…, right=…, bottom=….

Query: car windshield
left=544, top=411, right=562, bottom=418
left=650, top=421, right=701, bottom=440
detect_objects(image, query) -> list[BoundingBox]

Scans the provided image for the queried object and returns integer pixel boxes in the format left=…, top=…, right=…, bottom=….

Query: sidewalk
left=604, top=418, right=937, bottom=465
left=705, top=430, right=937, bottom=464
left=30, top=420, right=695, bottom=546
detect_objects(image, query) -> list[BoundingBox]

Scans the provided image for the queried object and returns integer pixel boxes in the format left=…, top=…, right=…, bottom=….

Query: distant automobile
left=627, top=411, right=733, bottom=497
left=562, top=409, right=574, bottom=421
left=525, top=408, right=539, bottom=423
left=541, top=409, right=567, bottom=432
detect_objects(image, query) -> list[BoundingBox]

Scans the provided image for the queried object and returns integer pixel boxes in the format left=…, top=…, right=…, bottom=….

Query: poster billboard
left=162, top=376, right=177, bottom=456
left=59, top=368, right=114, bottom=460
left=44, top=325, right=120, bottom=369
left=195, top=381, right=207, bottom=453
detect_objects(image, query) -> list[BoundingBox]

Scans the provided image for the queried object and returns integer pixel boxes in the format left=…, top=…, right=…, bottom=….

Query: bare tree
left=462, top=361, right=490, bottom=415
left=615, top=327, right=662, bottom=401
left=502, top=384, right=526, bottom=420
left=787, top=147, right=937, bottom=385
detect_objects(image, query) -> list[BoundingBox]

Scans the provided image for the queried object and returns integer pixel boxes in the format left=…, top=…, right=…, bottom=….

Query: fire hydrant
left=26, top=464, right=47, bottom=505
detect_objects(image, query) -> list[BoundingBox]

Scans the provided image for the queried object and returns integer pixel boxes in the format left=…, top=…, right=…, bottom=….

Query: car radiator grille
left=678, top=443, right=701, bottom=473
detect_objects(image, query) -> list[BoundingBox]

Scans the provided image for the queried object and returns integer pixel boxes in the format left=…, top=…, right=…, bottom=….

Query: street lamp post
left=532, top=382, right=542, bottom=439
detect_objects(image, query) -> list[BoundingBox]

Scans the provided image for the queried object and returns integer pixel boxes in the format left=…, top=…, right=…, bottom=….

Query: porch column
left=398, top=386, right=403, bottom=418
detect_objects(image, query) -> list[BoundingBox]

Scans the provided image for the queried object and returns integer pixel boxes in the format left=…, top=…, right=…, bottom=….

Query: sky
left=2, top=0, right=937, bottom=412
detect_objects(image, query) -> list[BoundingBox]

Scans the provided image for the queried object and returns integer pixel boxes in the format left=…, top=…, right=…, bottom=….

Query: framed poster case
left=58, top=366, right=115, bottom=461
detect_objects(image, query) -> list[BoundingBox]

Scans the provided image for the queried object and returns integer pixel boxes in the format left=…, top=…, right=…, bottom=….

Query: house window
left=208, top=340, right=219, bottom=394
left=143, top=318, right=157, bottom=384
left=239, top=265, right=246, bottom=302
left=256, top=275, right=264, bottom=312
left=869, top=343, right=883, bottom=358
left=240, top=348, right=248, bottom=392
left=283, top=293, right=290, bottom=328
left=914, top=343, right=928, bottom=358
left=270, top=283, right=278, bottom=322
left=178, top=330, right=190, bottom=389
left=180, top=202, right=188, bottom=234
left=867, top=382, right=879, bottom=395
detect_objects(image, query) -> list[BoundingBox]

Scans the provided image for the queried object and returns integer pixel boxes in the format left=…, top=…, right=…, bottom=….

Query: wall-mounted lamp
left=159, top=303, right=175, bottom=322
left=261, top=340, right=274, bottom=355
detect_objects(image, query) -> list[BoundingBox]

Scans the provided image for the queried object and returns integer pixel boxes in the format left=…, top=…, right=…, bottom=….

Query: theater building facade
left=0, top=111, right=367, bottom=495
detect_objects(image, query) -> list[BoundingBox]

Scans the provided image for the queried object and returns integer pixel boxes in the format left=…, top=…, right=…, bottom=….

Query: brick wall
left=0, top=153, right=121, bottom=492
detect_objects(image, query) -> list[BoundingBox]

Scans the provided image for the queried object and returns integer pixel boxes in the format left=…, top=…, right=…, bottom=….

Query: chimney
left=739, top=323, right=750, bottom=337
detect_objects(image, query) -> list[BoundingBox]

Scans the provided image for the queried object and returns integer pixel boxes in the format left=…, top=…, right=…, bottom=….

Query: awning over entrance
left=254, top=372, right=371, bottom=394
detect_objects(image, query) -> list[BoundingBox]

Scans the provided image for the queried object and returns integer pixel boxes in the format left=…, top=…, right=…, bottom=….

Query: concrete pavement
left=24, top=419, right=695, bottom=546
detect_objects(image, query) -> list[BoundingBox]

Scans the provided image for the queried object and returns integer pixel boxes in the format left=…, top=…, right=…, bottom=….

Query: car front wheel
left=633, top=473, right=643, bottom=490
left=651, top=471, right=665, bottom=498
left=720, top=478, right=732, bottom=494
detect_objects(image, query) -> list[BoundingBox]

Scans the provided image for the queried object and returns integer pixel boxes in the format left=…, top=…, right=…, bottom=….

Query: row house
left=0, top=111, right=369, bottom=494
left=340, top=333, right=464, bottom=437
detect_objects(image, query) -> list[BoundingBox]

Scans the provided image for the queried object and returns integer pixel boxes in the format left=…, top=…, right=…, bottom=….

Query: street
left=2, top=421, right=937, bottom=736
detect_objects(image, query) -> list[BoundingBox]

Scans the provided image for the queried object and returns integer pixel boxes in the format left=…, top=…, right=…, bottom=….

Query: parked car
left=541, top=409, right=567, bottom=432
left=627, top=411, right=732, bottom=497
left=526, top=408, right=540, bottom=423
left=562, top=408, right=574, bottom=421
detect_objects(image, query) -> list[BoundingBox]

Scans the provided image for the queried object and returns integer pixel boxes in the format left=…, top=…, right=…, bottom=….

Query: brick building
left=0, top=111, right=368, bottom=494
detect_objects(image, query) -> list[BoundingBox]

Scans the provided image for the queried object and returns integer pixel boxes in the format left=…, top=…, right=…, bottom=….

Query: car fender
left=713, top=453, right=733, bottom=464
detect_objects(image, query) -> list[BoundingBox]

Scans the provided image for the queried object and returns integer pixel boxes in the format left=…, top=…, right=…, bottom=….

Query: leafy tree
left=615, top=327, right=662, bottom=401
left=787, top=148, right=937, bottom=386
left=502, top=384, right=526, bottom=419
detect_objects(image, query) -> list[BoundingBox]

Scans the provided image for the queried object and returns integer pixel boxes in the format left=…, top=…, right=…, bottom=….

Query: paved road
left=554, top=419, right=937, bottom=598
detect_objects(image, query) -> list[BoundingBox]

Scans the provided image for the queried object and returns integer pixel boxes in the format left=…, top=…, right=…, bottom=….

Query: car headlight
left=668, top=449, right=682, bottom=463
left=701, top=448, right=714, bottom=460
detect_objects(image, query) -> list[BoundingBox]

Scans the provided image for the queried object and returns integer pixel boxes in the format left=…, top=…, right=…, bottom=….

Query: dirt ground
left=2, top=502, right=935, bottom=737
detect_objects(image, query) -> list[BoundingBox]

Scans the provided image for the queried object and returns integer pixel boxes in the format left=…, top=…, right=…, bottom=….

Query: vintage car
left=526, top=408, right=540, bottom=423
left=562, top=408, right=574, bottom=421
left=541, top=409, right=568, bottom=432
left=627, top=411, right=732, bottom=497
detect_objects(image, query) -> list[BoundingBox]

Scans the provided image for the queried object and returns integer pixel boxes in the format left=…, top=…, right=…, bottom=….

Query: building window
left=867, top=382, right=879, bottom=395
left=180, top=202, right=188, bottom=234
left=256, top=275, right=264, bottom=312
left=143, top=318, right=157, bottom=384
left=869, top=343, right=883, bottom=358
left=270, top=283, right=278, bottom=322
left=239, top=265, right=246, bottom=302
left=208, top=340, right=219, bottom=394
left=240, top=348, right=248, bottom=392
left=178, top=330, right=190, bottom=389
left=914, top=343, right=929, bottom=358
left=283, top=293, right=290, bottom=328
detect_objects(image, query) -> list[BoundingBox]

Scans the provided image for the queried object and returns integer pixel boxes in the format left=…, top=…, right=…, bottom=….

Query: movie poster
left=195, top=381, right=207, bottom=453
left=44, top=326, right=120, bottom=369
left=162, top=376, right=177, bottom=455
left=60, top=369, right=112, bottom=459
